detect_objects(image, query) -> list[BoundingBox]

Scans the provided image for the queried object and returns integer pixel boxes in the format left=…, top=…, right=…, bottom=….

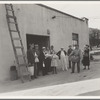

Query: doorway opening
left=26, top=34, right=50, bottom=51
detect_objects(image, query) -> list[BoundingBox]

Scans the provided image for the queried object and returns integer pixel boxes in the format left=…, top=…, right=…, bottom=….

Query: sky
left=2, top=1, right=100, bottom=29
left=38, top=1, right=100, bottom=29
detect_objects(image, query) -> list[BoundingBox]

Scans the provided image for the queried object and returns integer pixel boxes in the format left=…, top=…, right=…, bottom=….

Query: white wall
left=0, top=5, right=15, bottom=81
left=0, top=4, right=89, bottom=81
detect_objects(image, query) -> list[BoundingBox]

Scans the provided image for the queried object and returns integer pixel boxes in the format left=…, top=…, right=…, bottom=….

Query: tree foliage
left=89, top=28, right=100, bottom=47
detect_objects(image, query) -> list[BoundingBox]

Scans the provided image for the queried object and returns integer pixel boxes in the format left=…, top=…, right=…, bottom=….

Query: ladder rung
left=8, top=21, right=17, bottom=24
left=10, top=30, right=18, bottom=32
left=13, top=38, right=21, bottom=40
left=6, top=9, right=14, bottom=12
left=15, top=46, right=23, bottom=49
left=17, top=55, right=26, bottom=57
left=7, top=15, right=16, bottom=19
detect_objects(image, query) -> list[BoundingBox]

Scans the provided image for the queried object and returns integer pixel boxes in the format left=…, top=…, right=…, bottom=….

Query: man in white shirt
left=57, top=48, right=68, bottom=71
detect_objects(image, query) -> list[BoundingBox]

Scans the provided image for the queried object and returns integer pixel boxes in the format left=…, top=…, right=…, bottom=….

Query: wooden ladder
left=5, top=4, right=31, bottom=83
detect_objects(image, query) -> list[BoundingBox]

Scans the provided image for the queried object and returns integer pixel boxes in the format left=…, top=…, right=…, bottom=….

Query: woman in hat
left=82, top=45, right=90, bottom=70
left=51, top=51, right=58, bottom=74
left=39, top=47, right=46, bottom=76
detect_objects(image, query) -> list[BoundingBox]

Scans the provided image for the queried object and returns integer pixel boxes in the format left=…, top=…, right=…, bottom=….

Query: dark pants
left=52, top=67, right=57, bottom=74
left=42, top=67, right=46, bottom=76
left=34, top=63, right=38, bottom=78
left=37, top=62, right=40, bottom=76
left=72, top=61, right=80, bottom=73
left=45, top=58, right=51, bottom=74
left=40, top=61, right=46, bottom=76
left=69, top=60, right=71, bottom=68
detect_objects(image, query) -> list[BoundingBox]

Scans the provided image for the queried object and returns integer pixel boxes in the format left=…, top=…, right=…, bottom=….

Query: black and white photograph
left=0, top=1, right=100, bottom=97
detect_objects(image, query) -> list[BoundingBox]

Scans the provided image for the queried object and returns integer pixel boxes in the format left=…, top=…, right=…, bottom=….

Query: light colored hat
left=42, top=47, right=46, bottom=49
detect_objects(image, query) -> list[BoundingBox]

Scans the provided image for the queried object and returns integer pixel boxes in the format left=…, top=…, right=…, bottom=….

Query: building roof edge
left=36, top=4, right=87, bottom=22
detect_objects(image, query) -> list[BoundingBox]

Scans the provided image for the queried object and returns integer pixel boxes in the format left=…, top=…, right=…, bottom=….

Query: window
left=72, top=33, right=79, bottom=46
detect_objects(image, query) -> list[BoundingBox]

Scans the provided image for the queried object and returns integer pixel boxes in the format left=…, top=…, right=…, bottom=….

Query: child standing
left=51, top=52, right=58, bottom=74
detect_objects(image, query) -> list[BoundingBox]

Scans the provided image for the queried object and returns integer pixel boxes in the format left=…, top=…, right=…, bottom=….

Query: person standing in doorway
left=39, top=47, right=46, bottom=76
left=57, top=47, right=68, bottom=71
left=67, top=45, right=73, bottom=69
left=27, top=43, right=35, bottom=79
left=45, top=47, right=51, bottom=75
left=69, top=44, right=81, bottom=73
left=34, top=44, right=40, bottom=76
left=82, top=45, right=90, bottom=70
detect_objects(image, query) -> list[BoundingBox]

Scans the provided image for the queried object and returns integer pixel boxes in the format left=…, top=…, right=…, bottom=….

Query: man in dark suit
left=27, top=43, right=36, bottom=79
left=34, top=44, right=40, bottom=76
left=67, top=45, right=73, bottom=68
left=39, top=47, right=46, bottom=76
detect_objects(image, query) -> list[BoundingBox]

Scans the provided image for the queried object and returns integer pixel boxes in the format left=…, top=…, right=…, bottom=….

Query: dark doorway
left=26, top=34, right=50, bottom=51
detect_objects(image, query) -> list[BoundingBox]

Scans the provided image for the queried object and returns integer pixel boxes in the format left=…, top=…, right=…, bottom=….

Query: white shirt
left=61, top=50, right=65, bottom=57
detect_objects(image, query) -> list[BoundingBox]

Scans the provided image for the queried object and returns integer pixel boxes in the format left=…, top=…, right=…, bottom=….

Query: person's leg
left=45, top=59, right=48, bottom=75
left=54, top=67, right=55, bottom=74
left=83, top=66, right=86, bottom=70
left=55, top=67, right=57, bottom=74
left=48, top=58, right=51, bottom=72
left=52, top=67, right=54, bottom=74
left=88, top=58, right=90, bottom=70
left=37, top=62, right=40, bottom=76
left=69, top=60, right=71, bottom=68
left=77, top=61, right=80, bottom=73
left=61, top=57, right=64, bottom=71
left=43, top=67, right=45, bottom=76
left=41, top=61, right=45, bottom=76
left=71, top=62, right=75, bottom=73
left=82, top=58, right=86, bottom=70
left=28, top=66, right=34, bottom=79
left=63, top=57, right=68, bottom=71
left=39, top=61, right=43, bottom=75
left=88, top=66, right=90, bottom=70
left=34, top=63, right=37, bottom=78
left=64, top=57, right=68, bottom=71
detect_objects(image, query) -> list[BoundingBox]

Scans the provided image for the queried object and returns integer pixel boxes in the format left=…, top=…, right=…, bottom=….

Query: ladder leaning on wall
left=5, top=4, right=31, bottom=83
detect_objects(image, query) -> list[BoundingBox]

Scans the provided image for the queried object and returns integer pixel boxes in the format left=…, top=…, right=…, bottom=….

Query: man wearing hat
left=69, top=44, right=81, bottom=73
left=34, top=44, right=40, bottom=76
left=67, top=45, right=73, bottom=69
left=39, top=47, right=46, bottom=76
left=57, top=47, right=68, bottom=71
left=27, top=43, right=35, bottom=79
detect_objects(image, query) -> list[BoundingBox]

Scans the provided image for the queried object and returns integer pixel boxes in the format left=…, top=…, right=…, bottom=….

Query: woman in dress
left=51, top=50, right=58, bottom=74
left=82, top=45, right=90, bottom=70
left=45, top=47, right=52, bottom=74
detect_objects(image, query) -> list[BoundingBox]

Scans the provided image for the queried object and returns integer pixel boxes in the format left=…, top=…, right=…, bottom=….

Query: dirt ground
left=0, top=55, right=100, bottom=94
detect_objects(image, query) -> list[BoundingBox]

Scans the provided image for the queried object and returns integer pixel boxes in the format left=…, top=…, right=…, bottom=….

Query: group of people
left=27, top=44, right=58, bottom=79
left=68, top=44, right=90, bottom=73
left=27, top=43, right=90, bottom=80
